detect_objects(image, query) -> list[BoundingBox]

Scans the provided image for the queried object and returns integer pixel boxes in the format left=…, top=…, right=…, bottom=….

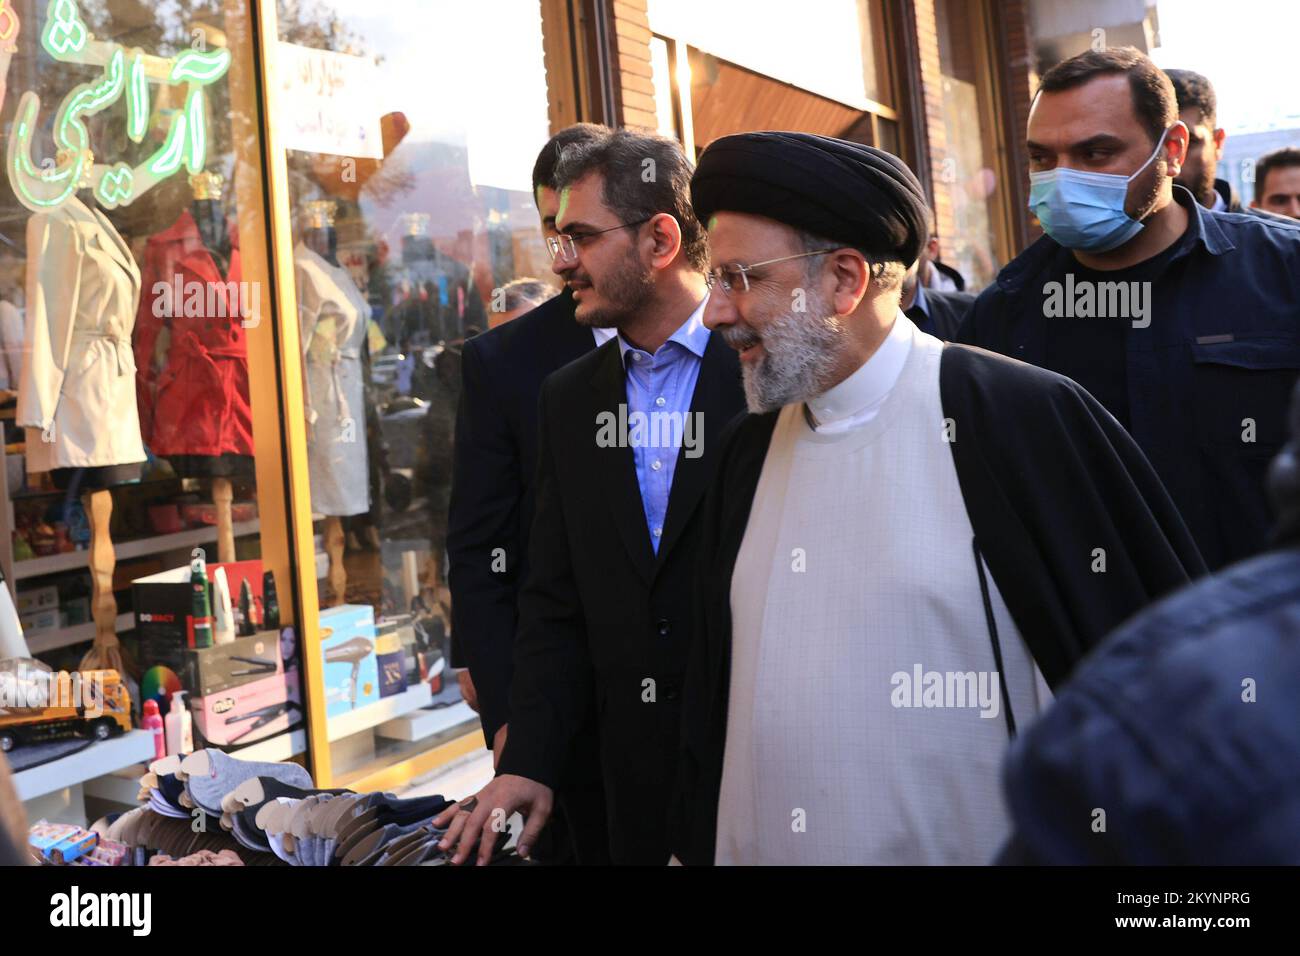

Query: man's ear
left=1213, top=127, right=1227, bottom=158
left=646, top=213, right=683, bottom=270
left=828, top=249, right=870, bottom=316
left=1164, top=121, right=1190, bottom=178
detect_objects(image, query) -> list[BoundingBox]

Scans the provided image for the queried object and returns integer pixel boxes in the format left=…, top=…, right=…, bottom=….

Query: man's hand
left=491, top=723, right=508, bottom=769
left=433, top=774, right=554, bottom=865
left=457, top=669, right=479, bottom=713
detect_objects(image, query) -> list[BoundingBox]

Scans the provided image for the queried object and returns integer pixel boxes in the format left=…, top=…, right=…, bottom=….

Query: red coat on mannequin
left=135, top=212, right=252, bottom=460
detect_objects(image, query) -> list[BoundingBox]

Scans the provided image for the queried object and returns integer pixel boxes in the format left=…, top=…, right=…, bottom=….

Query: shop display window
left=0, top=0, right=306, bottom=782
left=273, top=0, right=554, bottom=785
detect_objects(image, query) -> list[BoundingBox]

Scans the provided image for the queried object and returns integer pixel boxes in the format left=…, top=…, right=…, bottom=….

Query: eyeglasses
left=705, top=249, right=842, bottom=295
left=547, top=217, right=654, bottom=262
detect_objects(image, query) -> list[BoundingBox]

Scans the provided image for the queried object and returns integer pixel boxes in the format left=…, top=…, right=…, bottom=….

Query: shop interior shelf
left=326, top=682, right=433, bottom=743
left=24, top=613, right=137, bottom=655
left=10, top=475, right=179, bottom=503
left=230, top=728, right=308, bottom=763
left=376, top=700, right=477, bottom=743
left=13, top=729, right=155, bottom=802
left=12, top=519, right=260, bottom=581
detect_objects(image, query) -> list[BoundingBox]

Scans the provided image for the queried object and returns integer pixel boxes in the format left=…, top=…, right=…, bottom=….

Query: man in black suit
left=900, top=209, right=975, bottom=341
left=435, top=128, right=744, bottom=865
left=446, top=122, right=612, bottom=863
left=900, top=257, right=976, bottom=342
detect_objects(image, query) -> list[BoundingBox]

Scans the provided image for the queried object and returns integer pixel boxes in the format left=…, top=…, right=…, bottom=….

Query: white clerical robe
left=716, top=315, right=1053, bottom=865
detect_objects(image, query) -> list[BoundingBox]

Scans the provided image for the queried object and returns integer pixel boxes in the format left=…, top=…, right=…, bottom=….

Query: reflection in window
left=0, top=0, right=304, bottom=756
left=934, top=0, right=1006, bottom=291
left=277, top=0, right=554, bottom=780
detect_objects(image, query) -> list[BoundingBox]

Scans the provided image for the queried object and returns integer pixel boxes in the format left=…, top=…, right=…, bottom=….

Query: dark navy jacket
left=997, top=540, right=1300, bottom=865
left=957, top=186, right=1300, bottom=570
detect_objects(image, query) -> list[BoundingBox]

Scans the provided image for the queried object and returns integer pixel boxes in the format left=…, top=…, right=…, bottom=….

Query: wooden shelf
left=13, top=519, right=260, bottom=581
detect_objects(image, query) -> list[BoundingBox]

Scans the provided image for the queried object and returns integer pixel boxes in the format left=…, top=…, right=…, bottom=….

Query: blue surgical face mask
left=1028, top=127, right=1172, bottom=252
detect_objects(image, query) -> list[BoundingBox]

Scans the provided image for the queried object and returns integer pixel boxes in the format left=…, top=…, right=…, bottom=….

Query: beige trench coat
left=17, top=197, right=146, bottom=473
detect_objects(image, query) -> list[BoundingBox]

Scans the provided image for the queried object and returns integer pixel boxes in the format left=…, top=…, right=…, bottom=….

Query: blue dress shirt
left=617, top=297, right=710, bottom=553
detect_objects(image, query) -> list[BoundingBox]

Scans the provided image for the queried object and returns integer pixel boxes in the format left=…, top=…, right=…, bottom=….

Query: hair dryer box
left=320, top=604, right=379, bottom=717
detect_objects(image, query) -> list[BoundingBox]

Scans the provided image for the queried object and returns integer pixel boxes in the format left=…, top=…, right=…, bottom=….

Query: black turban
left=691, top=131, right=930, bottom=267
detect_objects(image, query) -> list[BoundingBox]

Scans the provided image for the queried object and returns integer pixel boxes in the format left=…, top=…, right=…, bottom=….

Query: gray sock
left=187, top=750, right=313, bottom=817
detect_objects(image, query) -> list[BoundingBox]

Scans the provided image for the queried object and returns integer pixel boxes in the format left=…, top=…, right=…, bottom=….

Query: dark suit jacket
left=498, top=329, right=744, bottom=864
left=447, top=291, right=596, bottom=743
left=910, top=288, right=976, bottom=341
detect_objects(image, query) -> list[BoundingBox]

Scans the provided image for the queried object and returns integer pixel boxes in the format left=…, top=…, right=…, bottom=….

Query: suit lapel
left=654, top=332, right=742, bottom=572
left=589, top=341, right=657, bottom=585
left=544, top=290, right=595, bottom=371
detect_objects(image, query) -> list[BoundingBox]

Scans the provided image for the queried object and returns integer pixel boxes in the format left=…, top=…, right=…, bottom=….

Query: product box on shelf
left=134, top=559, right=266, bottom=655
left=16, top=585, right=58, bottom=615
left=29, top=822, right=99, bottom=864
left=320, top=604, right=378, bottom=717
left=62, top=596, right=91, bottom=627
left=134, top=560, right=302, bottom=749
left=191, top=668, right=301, bottom=748
left=185, top=631, right=283, bottom=698
left=19, top=608, right=58, bottom=633
left=374, top=620, right=407, bottom=699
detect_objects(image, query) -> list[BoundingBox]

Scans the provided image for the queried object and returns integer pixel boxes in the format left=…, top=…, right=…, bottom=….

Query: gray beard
left=724, top=289, right=847, bottom=413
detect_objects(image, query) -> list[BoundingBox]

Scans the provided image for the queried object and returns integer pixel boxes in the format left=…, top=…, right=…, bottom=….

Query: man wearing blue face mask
left=958, top=46, right=1300, bottom=571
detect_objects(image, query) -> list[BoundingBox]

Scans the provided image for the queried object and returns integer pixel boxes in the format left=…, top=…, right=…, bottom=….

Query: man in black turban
left=670, top=132, right=1207, bottom=865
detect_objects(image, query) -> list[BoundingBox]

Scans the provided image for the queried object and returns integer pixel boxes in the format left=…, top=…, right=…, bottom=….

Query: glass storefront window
left=933, top=0, right=1011, bottom=291
left=274, top=0, right=554, bottom=784
left=648, top=0, right=898, bottom=158
left=649, top=0, right=893, bottom=111
left=0, top=0, right=304, bottom=760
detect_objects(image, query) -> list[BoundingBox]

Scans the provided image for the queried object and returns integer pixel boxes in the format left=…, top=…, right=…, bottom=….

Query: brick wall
left=998, top=0, right=1041, bottom=244
left=911, top=0, right=955, bottom=246
left=608, top=0, right=658, bottom=130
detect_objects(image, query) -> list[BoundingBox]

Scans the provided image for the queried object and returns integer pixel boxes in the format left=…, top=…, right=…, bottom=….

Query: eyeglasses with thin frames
left=705, top=249, right=843, bottom=295
left=547, top=217, right=654, bottom=262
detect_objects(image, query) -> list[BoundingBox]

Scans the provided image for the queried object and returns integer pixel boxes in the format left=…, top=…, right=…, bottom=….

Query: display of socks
left=37, top=748, right=522, bottom=868
left=184, top=750, right=313, bottom=817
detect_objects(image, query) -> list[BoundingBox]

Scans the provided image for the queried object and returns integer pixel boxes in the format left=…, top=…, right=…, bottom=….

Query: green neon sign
left=57, top=47, right=124, bottom=150
left=95, top=163, right=134, bottom=207
left=186, top=87, right=206, bottom=173
left=169, top=49, right=230, bottom=84
left=148, top=112, right=188, bottom=177
left=7, top=93, right=76, bottom=209
left=40, top=0, right=86, bottom=58
left=9, top=0, right=231, bottom=214
left=127, top=52, right=148, bottom=143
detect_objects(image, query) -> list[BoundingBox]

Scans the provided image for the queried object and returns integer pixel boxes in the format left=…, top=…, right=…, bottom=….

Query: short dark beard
left=573, top=243, right=654, bottom=329
left=1130, top=156, right=1169, bottom=223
